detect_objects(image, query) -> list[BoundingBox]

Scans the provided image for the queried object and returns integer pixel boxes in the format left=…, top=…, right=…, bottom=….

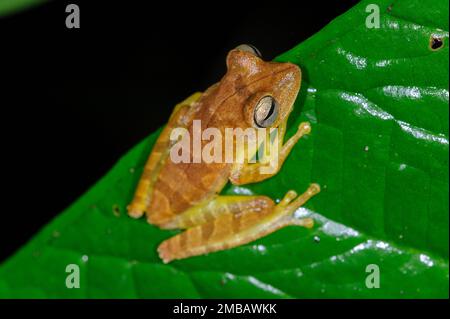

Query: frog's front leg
left=230, top=121, right=311, bottom=185
left=158, top=183, right=319, bottom=263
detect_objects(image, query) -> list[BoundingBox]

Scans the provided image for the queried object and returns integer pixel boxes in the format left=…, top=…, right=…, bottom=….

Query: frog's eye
left=235, top=44, right=262, bottom=58
left=254, top=96, right=278, bottom=128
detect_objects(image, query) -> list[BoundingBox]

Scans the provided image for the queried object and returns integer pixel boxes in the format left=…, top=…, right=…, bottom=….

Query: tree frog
left=128, top=45, right=320, bottom=263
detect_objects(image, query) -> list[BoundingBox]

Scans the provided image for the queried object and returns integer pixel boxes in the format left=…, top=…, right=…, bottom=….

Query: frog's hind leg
left=158, top=183, right=320, bottom=263
left=159, top=194, right=275, bottom=230
left=127, top=92, right=202, bottom=218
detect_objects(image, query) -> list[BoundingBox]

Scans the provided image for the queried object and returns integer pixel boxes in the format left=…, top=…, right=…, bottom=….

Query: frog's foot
left=271, top=183, right=321, bottom=229
left=157, top=183, right=320, bottom=263
left=279, top=122, right=311, bottom=159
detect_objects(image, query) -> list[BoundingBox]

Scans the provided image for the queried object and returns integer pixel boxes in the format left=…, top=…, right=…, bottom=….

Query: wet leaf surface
left=1, top=0, right=448, bottom=298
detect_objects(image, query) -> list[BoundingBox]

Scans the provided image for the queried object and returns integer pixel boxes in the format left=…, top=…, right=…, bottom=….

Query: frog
left=127, top=44, right=320, bottom=263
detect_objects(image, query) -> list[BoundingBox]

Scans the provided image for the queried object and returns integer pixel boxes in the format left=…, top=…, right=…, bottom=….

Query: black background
left=0, top=0, right=359, bottom=262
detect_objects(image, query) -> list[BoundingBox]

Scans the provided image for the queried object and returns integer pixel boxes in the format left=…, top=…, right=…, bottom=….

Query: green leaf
left=1, top=0, right=448, bottom=298
left=0, top=0, right=47, bottom=17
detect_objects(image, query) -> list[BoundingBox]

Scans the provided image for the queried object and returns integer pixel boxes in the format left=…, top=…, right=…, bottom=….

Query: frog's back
left=147, top=86, right=235, bottom=226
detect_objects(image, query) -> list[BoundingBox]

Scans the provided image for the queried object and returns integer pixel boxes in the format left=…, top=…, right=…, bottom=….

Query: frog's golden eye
left=235, top=44, right=262, bottom=58
left=254, top=96, right=278, bottom=128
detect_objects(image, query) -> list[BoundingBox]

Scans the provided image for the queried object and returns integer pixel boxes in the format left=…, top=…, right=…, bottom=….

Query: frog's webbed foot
left=157, top=183, right=320, bottom=263
left=271, top=184, right=320, bottom=229
left=229, top=122, right=312, bottom=185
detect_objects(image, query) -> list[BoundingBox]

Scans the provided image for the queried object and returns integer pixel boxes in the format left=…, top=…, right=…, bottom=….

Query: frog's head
left=224, top=44, right=301, bottom=130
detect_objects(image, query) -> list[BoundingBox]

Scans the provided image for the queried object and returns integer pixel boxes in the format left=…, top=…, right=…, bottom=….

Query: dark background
left=0, top=0, right=358, bottom=262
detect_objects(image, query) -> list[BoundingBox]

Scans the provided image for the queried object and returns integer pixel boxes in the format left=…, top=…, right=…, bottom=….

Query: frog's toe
left=277, top=190, right=298, bottom=207
left=297, top=122, right=311, bottom=135
left=127, top=204, right=145, bottom=219
left=157, top=241, right=173, bottom=264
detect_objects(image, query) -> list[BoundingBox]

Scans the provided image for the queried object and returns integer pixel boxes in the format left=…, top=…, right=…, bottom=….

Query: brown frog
left=128, top=45, right=320, bottom=263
